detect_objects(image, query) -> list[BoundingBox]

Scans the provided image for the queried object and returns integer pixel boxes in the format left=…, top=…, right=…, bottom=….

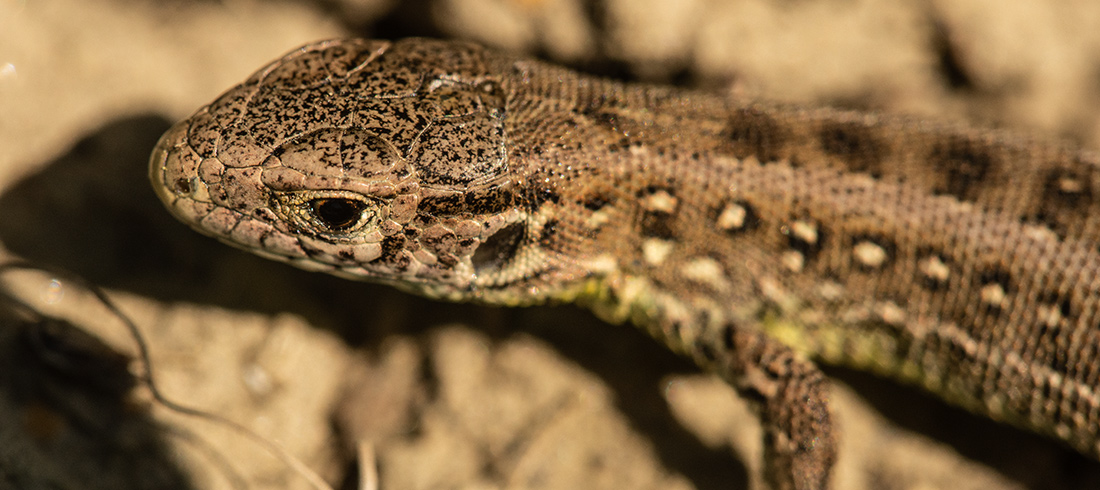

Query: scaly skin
left=149, top=38, right=1100, bottom=490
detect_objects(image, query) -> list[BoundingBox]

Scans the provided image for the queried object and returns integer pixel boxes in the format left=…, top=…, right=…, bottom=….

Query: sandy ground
left=1, top=1, right=1100, bottom=489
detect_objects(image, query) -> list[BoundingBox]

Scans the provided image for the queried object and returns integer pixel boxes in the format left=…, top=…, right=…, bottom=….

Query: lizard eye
left=271, top=191, right=381, bottom=238
left=309, top=197, right=368, bottom=232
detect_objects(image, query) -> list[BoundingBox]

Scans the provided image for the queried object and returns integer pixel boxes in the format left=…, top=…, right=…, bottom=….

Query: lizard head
left=150, top=38, right=571, bottom=303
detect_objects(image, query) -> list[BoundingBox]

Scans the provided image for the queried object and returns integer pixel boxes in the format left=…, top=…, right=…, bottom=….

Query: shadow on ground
left=0, top=290, right=195, bottom=490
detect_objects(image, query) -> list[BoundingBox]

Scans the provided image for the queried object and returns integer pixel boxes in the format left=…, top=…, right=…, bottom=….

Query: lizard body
left=149, top=38, right=1100, bottom=490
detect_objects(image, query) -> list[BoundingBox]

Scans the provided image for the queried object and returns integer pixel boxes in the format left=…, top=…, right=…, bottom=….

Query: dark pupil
left=310, top=198, right=366, bottom=231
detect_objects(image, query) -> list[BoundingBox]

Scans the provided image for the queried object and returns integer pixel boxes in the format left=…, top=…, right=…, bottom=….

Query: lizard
left=147, top=38, right=1100, bottom=490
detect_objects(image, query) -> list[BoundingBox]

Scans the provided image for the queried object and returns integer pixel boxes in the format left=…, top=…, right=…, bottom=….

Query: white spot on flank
left=816, top=280, right=844, bottom=301
left=918, top=255, right=950, bottom=282
left=642, top=239, right=675, bottom=265
left=586, top=209, right=611, bottom=229
left=682, top=257, right=729, bottom=290
left=642, top=190, right=678, bottom=213
left=1024, top=224, right=1058, bottom=242
left=781, top=251, right=804, bottom=272
left=1058, top=176, right=1084, bottom=194
left=716, top=203, right=747, bottom=230
left=853, top=241, right=887, bottom=268
left=788, top=220, right=818, bottom=244
left=758, top=277, right=790, bottom=305
left=979, top=283, right=1006, bottom=307
left=876, top=302, right=906, bottom=326
left=585, top=254, right=619, bottom=274
left=1056, top=424, right=1072, bottom=440
left=1038, top=303, right=1064, bottom=328
left=617, top=277, right=649, bottom=314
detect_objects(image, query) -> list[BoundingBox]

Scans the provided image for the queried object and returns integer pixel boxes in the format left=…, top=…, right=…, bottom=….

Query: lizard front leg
left=647, top=315, right=836, bottom=490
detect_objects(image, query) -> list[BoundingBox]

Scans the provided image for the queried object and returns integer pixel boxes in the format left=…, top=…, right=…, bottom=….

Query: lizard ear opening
left=471, top=222, right=525, bottom=274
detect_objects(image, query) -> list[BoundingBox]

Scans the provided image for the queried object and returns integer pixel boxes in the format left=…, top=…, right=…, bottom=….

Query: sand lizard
left=148, top=38, right=1100, bottom=490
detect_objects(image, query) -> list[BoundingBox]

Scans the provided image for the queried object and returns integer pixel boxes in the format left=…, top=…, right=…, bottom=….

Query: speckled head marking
left=150, top=39, right=571, bottom=302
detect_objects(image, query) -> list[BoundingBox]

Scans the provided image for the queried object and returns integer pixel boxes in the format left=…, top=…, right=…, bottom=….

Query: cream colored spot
left=716, top=203, right=747, bottom=230
left=876, top=302, right=906, bottom=326
left=586, top=209, right=611, bottom=229
left=616, top=277, right=649, bottom=318
left=789, top=220, right=818, bottom=244
left=642, top=190, right=678, bottom=213
left=1058, top=176, right=1085, bottom=194
left=781, top=250, right=804, bottom=272
left=1025, top=225, right=1058, bottom=242
left=585, top=254, right=619, bottom=274
left=682, top=257, right=729, bottom=290
left=642, top=239, right=675, bottom=265
left=629, top=144, right=651, bottom=157
left=758, top=277, right=791, bottom=306
left=1039, top=303, right=1063, bottom=328
left=853, top=241, right=887, bottom=268
left=918, top=255, right=950, bottom=282
left=816, top=280, right=844, bottom=301
left=980, top=283, right=1006, bottom=307
left=1056, top=423, right=1073, bottom=440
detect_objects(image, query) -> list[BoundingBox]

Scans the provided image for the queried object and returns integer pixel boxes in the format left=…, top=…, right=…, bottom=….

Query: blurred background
left=1, top=1, right=1099, bottom=489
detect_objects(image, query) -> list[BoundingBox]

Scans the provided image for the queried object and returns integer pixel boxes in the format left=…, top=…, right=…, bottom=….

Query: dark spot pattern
left=581, top=109, right=621, bottom=132
left=723, top=108, right=788, bottom=164
left=929, top=137, right=995, bottom=200
left=419, top=194, right=463, bottom=216
left=1034, top=166, right=1096, bottom=239
left=533, top=188, right=561, bottom=206
left=978, top=267, right=1013, bottom=292
left=537, top=219, right=560, bottom=248
left=465, top=183, right=517, bottom=215
left=1042, top=167, right=1095, bottom=208
left=639, top=210, right=675, bottom=239
left=637, top=186, right=678, bottom=239
left=583, top=194, right=611, bottom=211
left=817, top=121, right=888, bottom=177
left=380, top=235, right=406, bottom=258
left=413, top=113, right=507, bottom=186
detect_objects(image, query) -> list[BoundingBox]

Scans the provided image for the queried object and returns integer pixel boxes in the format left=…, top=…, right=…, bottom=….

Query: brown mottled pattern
left=149, top=38, right=1100, bottom=490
